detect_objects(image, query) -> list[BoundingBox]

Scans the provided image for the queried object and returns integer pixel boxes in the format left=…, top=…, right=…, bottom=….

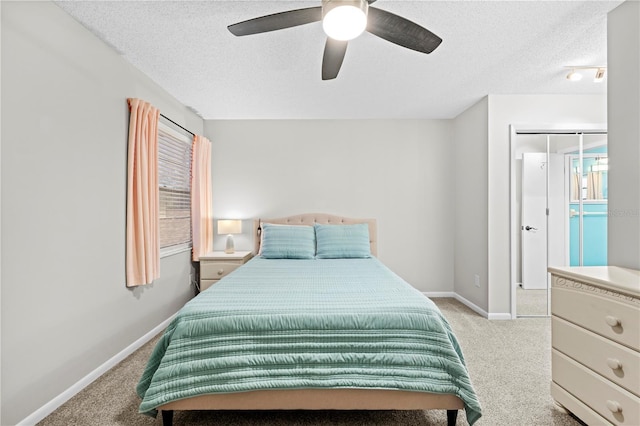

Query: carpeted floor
left=516, top=287, right=548, bottom=316
left=37, top=298, right=584, bottom=426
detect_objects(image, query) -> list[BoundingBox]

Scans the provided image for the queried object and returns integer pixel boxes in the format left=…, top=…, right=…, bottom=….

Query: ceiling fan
left=228, top=0, right=442, bottom=80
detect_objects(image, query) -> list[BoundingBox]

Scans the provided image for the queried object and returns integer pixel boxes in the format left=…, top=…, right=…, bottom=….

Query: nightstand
left=199, top=251, right=253, bottom=292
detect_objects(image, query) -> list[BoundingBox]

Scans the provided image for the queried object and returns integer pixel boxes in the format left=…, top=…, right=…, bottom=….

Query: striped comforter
left=137, top=257, right=482, bottom=424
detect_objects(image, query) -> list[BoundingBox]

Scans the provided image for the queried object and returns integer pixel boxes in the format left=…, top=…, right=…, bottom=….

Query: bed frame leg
left=446, top=409, right=458, bottom=426
left=161, top=410, right=174, bottom=426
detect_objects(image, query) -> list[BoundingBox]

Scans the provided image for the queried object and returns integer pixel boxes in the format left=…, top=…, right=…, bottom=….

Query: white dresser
left=549, top=266, right=640, bottom=426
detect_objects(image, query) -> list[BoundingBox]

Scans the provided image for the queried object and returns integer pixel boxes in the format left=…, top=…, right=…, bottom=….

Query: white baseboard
left=425, top=292, right=511, bottom=320
left=454, top=293, right=511, bottom=320
left=422, top=291, right=486, bottom=316
left=451, top=293, right=489, bottom=318
left=17, top=313, right=177, bottom=426
left=487, top=312, right=513, bottom=320
left=422, top=291, right=456, bottom=298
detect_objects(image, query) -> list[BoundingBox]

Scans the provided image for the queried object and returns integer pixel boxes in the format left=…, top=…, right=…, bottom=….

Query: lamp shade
left=218, top=219, right=242, bottom=235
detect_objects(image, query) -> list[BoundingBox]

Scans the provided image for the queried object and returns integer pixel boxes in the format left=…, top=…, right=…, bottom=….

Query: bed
left=137, top=213, right=482, bottom=426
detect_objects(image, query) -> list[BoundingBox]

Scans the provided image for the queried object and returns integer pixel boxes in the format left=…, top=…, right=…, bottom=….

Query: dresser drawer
left=552, top=381, right=614, bottom=426
left=201, top=262, right=241, bottom=280
left=553, top=349, right=640, bottom=425
left=553, top=316, right=640, bottom=396
left=552, top=286, right=640, bottom=350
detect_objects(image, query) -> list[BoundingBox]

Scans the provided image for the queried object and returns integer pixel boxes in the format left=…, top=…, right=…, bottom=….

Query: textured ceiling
left=55, top=0, right=622, bottom=119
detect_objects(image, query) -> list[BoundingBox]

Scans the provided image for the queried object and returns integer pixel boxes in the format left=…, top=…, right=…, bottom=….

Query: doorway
left=509, top=125, right=608, bottom=318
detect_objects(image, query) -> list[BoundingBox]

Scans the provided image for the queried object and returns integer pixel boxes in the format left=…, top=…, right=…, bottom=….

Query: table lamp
left=217, top=219, right=242, bottom=254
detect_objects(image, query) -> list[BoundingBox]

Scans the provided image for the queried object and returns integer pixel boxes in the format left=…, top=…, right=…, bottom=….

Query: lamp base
left=225, top=234, right=235, bottom=254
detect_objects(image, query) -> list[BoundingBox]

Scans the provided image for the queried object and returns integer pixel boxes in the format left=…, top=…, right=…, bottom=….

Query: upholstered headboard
left=253, top=213, right=377, bottom=256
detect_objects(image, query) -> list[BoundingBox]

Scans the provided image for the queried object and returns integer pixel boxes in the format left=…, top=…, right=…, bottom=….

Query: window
left=158, top=122, right=192, bottom=256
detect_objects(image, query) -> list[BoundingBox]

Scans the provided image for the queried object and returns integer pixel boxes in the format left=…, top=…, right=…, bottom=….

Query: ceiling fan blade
left=228, top=7, right=322, bottom=36
left=322, top=38, right=348, bottom=80
left=366, top=7, right=442, bottom=54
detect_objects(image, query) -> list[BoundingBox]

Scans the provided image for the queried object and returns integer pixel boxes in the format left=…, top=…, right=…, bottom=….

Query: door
left=522, top=152, right=566, bottom=290
left=522, top=153, right=547, bottom=289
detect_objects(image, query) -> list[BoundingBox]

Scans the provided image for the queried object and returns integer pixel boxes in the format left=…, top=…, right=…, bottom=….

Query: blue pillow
left=260, top=223, right=316, bottom=259
left=315, top=223, right=371, bottom=259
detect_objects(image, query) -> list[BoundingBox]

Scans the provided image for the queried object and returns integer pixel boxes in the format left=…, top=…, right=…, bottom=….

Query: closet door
left=522, top=152, right=548, bottom=290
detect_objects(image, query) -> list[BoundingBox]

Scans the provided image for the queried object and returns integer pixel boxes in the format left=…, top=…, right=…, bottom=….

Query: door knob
left=524, top=226, right=538, bottom=231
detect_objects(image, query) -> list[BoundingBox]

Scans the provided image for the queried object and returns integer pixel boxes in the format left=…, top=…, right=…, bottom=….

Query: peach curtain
left=587, top=171, right=603, bottom=200
left=191, top=135, right=213, bottom=261
left=126, top=98, right=160, bottom=287
left=571, top=172, right=581, bottom=200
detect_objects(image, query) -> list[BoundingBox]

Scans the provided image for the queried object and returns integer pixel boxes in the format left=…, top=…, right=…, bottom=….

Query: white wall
left=607, top=0, right=640, bottom=269
left=453, top=97, right=489, bottom=311
left=205, top=119, right=455, bottom=292
left=487, top=94, right=607, bottom=315
left=1, top=2, right=203, bottom=424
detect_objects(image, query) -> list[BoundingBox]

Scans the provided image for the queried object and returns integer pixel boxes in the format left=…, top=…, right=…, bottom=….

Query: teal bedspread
left=137, top=257, right=482, bottom=424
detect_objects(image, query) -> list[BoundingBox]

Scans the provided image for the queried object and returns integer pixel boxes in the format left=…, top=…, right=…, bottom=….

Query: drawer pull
left=606, top=358, right=622, bottom=370
left=217, top=269, right=224, bottom=276
left=605, top=315, right=621, bottom=327
left=605, top=400, right=622, bottom=413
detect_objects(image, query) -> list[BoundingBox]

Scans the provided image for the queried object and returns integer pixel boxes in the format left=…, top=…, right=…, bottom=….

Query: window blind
left=158, top=122, right=192, bottom=255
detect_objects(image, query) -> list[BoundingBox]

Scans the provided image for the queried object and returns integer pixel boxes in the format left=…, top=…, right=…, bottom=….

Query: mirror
left=512, top=132, right=608, bottom=317
left=570, top=156, right=608, bottom=201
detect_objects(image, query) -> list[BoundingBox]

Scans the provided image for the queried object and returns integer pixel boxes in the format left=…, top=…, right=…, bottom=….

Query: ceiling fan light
left=322, top=0, right=368, bottom=41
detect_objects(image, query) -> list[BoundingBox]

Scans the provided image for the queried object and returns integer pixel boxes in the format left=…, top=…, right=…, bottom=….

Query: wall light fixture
left=594, top=68, right=606, bottom=83
left=566, top=69, right=583, bottom=81
left=565, top=66, right=606, bottom=83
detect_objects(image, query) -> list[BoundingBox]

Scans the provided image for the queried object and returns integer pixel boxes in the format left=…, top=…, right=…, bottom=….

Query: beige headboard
left=253, top=213, right=377, bottom=257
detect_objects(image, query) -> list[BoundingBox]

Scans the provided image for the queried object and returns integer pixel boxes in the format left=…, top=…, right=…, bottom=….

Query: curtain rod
left=160, top=113, right=195, bottom=137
